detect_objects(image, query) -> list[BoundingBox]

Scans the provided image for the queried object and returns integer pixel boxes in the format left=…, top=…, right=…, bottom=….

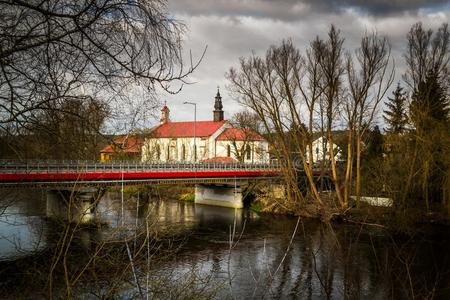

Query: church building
left=141, top=90, right=269, bottom=163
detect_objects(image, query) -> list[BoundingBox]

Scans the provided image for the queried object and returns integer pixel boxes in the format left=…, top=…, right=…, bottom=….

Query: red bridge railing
left=0, top=160, right=282, bottom=186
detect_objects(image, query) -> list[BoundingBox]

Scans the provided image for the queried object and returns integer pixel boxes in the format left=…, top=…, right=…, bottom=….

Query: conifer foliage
left=410, top=72, right=450, bottom=130
left=383, top=83, right=408, bottom=133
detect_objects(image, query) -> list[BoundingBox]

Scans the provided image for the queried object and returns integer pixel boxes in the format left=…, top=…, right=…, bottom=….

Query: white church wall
left=143, top=136, right=213, bottom=162
left=143, top=137, right=269, bottom=163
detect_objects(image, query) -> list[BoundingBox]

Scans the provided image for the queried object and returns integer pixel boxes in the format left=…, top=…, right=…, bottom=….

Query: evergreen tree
left=383, top=83, right=408, bottom=133
left=410, top=72, right=449, bottom=130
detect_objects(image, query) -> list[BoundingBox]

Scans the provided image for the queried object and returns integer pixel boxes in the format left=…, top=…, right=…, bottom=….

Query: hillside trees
left=0, top=0, right=201, bottom=158
left=28, top=98, right=108, bottom=159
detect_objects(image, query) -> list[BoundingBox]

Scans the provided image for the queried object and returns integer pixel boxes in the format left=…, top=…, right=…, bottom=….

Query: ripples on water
left=0, top=189, right=449, bottom=299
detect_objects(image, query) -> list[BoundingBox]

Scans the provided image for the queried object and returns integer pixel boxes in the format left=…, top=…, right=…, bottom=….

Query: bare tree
left=228, top=26, right=395, bottom=217
left=227, top=111, right=264, bottom=162
left=0, top=0, right=203, bottom=156
left=346, top=32, right=394, bottom=206
left=314, top=26, right=346, bottom=208
left=404, top=23, right=449, bottom=90
left=227, top=39, right=324, bottom=215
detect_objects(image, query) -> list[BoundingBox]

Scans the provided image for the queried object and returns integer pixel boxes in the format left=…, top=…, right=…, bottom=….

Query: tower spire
left=213, top=87, right=224, bottom=122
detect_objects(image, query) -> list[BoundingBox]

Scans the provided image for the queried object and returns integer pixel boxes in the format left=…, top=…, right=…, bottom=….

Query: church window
left=246, top=144, right=251, bottom=160
left=155, top=144, right=161, bottom=160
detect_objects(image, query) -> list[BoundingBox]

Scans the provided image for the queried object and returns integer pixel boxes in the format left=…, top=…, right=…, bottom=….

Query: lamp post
left=183, top=101, right=197, bottom=162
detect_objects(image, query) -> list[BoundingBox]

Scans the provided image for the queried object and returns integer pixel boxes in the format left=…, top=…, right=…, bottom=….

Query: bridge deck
left=0, top=161, right=282, bottom=187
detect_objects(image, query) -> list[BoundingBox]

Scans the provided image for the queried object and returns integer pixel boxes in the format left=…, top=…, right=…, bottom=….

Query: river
left=0, top=189, right=449, bottom=299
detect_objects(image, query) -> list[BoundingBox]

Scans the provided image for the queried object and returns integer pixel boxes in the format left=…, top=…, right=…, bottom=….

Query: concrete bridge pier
left=194, top=184, right=243, bottom=209
left=46, top=188, right=100, bottom=223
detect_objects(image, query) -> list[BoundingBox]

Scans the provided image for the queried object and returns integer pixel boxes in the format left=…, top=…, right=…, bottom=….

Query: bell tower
left=213, top=88, right=224, bottom=122
left=160, top=103, right=170, bottom=124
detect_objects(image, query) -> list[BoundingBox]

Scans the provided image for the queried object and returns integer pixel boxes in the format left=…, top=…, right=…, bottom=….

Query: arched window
left=246, top=144, right=251, bottom=160
left=227, top=145, right=231, bottom=157
left=194, top=145, right=197, bottom=161
left=182, top=144, right=186, bottom=160
left=155, top=144, right=161, bottom=160
left=167, top=146, right=170, bottom=161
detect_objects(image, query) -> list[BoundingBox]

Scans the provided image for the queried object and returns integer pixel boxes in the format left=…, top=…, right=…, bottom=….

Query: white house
left=141, top=90, right=269, bottom=163
left=306, top=135, right=343, bottom=164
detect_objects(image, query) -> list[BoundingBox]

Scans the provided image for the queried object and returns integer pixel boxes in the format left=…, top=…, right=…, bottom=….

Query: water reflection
left=0, top=190, right=47, bottom=260
left=0, top=189, right=449, bottom=299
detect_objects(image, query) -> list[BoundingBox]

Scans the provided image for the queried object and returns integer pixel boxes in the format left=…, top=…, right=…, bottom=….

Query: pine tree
left=410, top=72, right=449, bottom=130
left=383, top=83, right=408, bottom=134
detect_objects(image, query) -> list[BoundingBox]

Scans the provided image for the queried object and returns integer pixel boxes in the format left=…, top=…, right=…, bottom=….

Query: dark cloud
left=337, top=0, right=449, bottom=16
left=163, top=0, right=449, bottom=123
left=169, top=0, right=449, bottom=21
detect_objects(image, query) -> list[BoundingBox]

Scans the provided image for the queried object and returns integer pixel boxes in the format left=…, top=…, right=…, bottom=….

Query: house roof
left=100, top=136, right=143, bottom=154
left=150, top=120, right=227, bottom=138
left=216, top=128, right=265, bottom=141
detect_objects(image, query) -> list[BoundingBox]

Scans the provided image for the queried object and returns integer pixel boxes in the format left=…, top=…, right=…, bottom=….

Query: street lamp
left=183, top=101, right=197, bottom=162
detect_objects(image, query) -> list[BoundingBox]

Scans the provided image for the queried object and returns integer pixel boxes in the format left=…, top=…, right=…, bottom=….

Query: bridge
left=0, top=160, right=283, bottom=215
left=0, top=160, right=281, bottom=188
left=0, top=160, right=330, bottom=221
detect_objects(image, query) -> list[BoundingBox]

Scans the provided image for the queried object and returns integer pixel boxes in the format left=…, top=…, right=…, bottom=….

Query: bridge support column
left=194, top=184, right=243, bottom=209
left=46, top=188, right=99, bottom=223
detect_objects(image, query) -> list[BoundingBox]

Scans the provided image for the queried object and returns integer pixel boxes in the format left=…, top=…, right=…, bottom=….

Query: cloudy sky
left=158, top=0, right=449, bottom=126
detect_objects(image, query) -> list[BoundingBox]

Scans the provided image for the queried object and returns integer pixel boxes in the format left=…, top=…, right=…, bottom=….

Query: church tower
left=213, top=88, right=224, bottom=122
left=160, top=104, right=170, bottom=124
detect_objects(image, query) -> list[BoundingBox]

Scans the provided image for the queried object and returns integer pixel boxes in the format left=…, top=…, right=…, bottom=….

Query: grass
left=179, top=193, right=195, bottom=202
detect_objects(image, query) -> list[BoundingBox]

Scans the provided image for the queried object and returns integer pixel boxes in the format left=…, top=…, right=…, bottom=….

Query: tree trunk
left=328, top=131, right=344, bottom=208
left=355, top=133, right=362, bottom=207
left=343, top=129, right=353, bottom=208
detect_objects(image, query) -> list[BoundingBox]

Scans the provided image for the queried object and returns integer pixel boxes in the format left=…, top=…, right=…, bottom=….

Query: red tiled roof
left=201, top=157, right=239, bottom=164
left=151, top=120, right=227, bottom=138
left=216, top=128, right=265, bottom=141
left=100, top=136, right=143, bottom=153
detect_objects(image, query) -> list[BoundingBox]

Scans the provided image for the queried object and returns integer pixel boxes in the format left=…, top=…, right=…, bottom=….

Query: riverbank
left=111, top=184, right=450, bottom=234
left=247, top=180, right=450, bottom=229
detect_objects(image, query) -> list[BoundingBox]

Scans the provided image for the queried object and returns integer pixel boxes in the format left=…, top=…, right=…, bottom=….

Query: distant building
left=306, top=135, right=343, bottom=164
left=100, top=135, right=143, bottom=161
left=141, top=90, right=269, bottom=163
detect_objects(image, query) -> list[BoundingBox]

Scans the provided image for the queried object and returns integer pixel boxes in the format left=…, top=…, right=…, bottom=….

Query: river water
left=0, top=189, right=449, bottom=299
